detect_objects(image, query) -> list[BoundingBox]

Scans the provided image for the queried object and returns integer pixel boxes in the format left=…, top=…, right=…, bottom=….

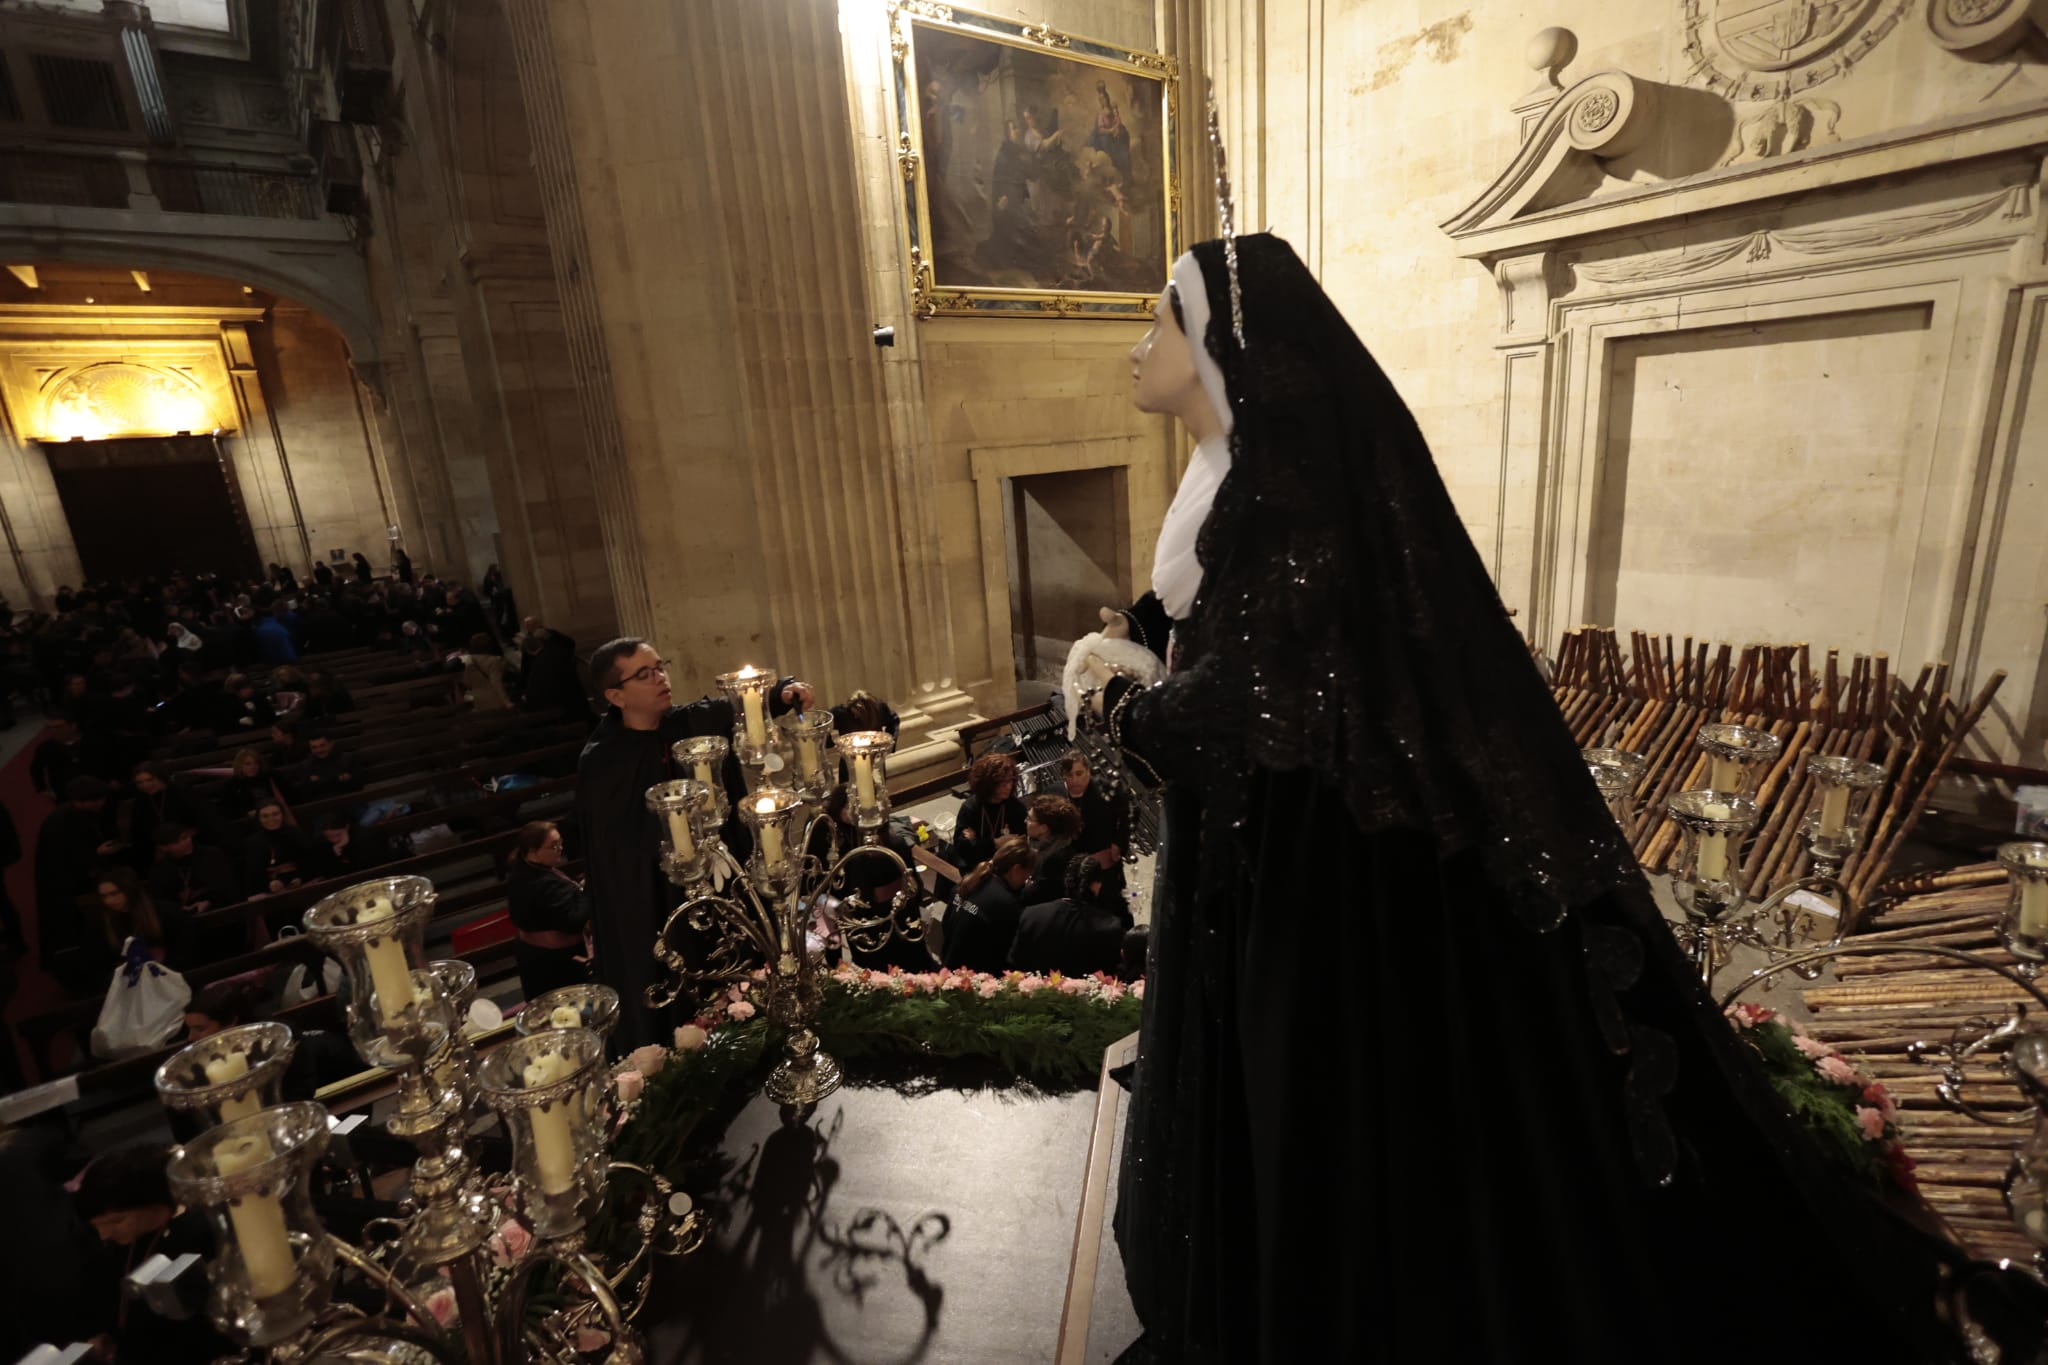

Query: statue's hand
left=1097, top=607, right=1130, bottom=641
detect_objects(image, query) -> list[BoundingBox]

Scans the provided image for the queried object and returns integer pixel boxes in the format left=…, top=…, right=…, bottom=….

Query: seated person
left=1009, top=852, right=1135, bottom=978
left=939, top=834, right=1036, bottom=975
left=1060, top=750, right=1130, bottom=883
left=281, top=729, right=360, bottom=801
left=93, top=868, right=189, bottom=969
left=242, top=800, right=322, bottom=897
left=127, top=760, right=224, bottom=859
left=1019, top=792, right=1084, bottom=907
left=73, top=1144, right=235, bottom=1365
left=146, top=824, right=242, bottom=918
left=948, top=752, right=1027, bottom=882
left=830, top=689, right=901, bottom=742
left=313, top=811, right=396, bottom=880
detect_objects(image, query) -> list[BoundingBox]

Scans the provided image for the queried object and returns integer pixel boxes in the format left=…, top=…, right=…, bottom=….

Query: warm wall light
left=37, top=362, right=221, bottom=442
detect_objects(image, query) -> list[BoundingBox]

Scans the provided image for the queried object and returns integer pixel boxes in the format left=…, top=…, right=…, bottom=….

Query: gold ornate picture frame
left=888, top=2, right=1180, bottom=320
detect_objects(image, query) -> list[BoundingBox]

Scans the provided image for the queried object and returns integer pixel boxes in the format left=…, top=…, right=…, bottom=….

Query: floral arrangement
left=608, top=964, right=1144, bottom=1180
left=1726, top=1001, right=1916, bottom=1193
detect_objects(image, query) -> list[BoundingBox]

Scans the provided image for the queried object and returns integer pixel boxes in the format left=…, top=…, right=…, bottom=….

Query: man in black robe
left=575, top=639, right=808, bottom=1051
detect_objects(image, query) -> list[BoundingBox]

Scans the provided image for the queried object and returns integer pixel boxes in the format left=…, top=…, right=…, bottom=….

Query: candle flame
left=755, top=796, right=776, bottom=814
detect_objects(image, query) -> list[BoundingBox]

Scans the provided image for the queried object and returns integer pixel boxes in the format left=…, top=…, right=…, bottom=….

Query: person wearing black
left=127, top=761, right=222, bottom=863
left=35, top=777, right=121, bottom=993
left=1018, top=792, right=1083, bottom=907
left=576, top=639, right=808, bottom=1049
left=243, top=800, right=321, bottom=897
left=73, top=1145, right=234, bottom=1365
left=216, top=747, right=287, bottom=822
left=830, top=689, right=900, bottom=742
left=352, top=551, right=374, bottom=584
left=394, top=547, right=414, bottom=585
left=29, top=716, right=91, bottom=798
left=146, top=825, right=242, bottom=917
left=213, top=672, right=274, bottom=735
left=284, top=730, right=359, bottom=801
left=505, top=820, right=589, bottom=1001
left=1060, top=749, right=1131, bottom=891
left=950, top=751, right=1027, bottom=870
left=1081, top=235, right=2048, bottom=1363
left=1008, top=851, right=1134, bottom=977
left=939, top=834, right=1035, bottom=975
left=517, top=619, right=585, bottom=720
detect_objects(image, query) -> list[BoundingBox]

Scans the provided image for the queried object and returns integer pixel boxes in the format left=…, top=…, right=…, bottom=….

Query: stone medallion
left=1682, top=0, right=1912, bottom=98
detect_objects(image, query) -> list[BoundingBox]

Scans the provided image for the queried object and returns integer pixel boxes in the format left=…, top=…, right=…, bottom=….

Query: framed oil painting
left=888, top=2, right=1180, bottom=320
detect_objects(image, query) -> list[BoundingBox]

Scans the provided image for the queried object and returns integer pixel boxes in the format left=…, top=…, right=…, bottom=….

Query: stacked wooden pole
left=1550, top=625, right=2004, bottom=899
left=1795, top=869, right=2034, bottom=1264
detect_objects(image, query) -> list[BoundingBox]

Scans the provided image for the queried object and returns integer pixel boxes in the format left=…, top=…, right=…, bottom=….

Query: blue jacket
left=253, top=615, right=298, bottom=664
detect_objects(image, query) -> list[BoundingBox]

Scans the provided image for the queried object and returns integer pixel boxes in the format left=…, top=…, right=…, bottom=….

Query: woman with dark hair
left=939, top=834, right=1036, bottom=975
left=93, top=868, right=182, bottom=966
left=243, top=799, right=321, bottom=897
left=1078, top=235, right=2048, bottom=1362
left=352, top=551, right=374, bottom=585
left=951, top=752, right=1026, bottom=866
left=506, top=820, right=588, bottom=1001
left=73, top=1143, right=233, bottom=1365
left=1060, top=749, right=1130, bottom=888
left=127, top=760, right=219, bottom=860
left=1019, top=792, right=1083, bottom=907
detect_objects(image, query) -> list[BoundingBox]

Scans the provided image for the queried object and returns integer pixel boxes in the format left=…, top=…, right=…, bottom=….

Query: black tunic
left=575, top=685, right=790, bottom=1050
left=1007, top=896, right=1127, bottom=976
left=940, top=877, right=1024, bottom=975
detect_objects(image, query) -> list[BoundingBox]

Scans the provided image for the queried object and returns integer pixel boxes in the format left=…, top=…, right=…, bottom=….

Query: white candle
left=2021, top=879, right=2048, bottom=939
left=206, top=1052, right=261, bottom=1122
left=356, top=898, right=415, bottom=1026
left=755, top=797, right=783, bottom=866
left=1697, top=802, right=1732, bottom=883
left=548, top=1005, right=582, bottom=1030
left=739, top=668, right=767, bottom=747
left=693, top=760, right=714, bottom=789
left=666, top=808, right=696, bottom=861
left=1818, top=784, right=1852, bottom=840
left=1711, top=757, right=1742, bottom=793
left=213, top=1134, right=295, bottom=1298
left=798, top=732, right=822, bottom=781
left=522, top=1051, right=580, bottom=1195
left=852, top=752, right=876, bottom=807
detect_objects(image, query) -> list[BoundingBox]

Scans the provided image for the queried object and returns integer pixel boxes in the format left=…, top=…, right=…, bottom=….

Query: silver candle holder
left=646, top=777, right=719, bottom=888
left=1582, top=745, right=1645, bottom=831
left=835, top=729, right=896, bottom=831
left=1696, top=722, right=1783, bottom=797
left=155, top=1020, right=297, bottom=1139
left=1667, top=790, right=1760, bottom=984
left=516, top=982, right=623, bottom=1044
left=777, top=709, right=837, bottom=804
left=670, top=735, right=732, bottom=825
left=1798, top=754, right=1886, bottom=877
left=713, top=664, right=779, bottom=769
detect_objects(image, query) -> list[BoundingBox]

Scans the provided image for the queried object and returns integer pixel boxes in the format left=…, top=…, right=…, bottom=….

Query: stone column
left=218, top=321, right=313, bottom=571
left=504, top=0, right=974, bottom=739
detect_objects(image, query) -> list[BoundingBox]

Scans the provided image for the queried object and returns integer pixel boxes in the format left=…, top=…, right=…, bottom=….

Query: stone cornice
left=1445, top=96, right=2048, bottom=262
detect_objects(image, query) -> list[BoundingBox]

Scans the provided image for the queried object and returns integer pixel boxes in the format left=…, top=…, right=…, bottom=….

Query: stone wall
left=1204, top=0, right=2048, bottom=759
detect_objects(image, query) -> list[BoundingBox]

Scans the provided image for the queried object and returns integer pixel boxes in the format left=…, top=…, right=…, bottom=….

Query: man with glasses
left=576, top=637, right=810, bottom=1048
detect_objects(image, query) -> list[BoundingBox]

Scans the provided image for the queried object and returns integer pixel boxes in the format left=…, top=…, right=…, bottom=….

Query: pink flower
left=727, top=999, right=757, bottom=1022
left=1058, top=977, right=1090, bottom=995
left=615, top=1068, right=646, bottom=1104
left=1016, top=975, right=1046, bottom=995
left=1863, top=1083, right=1899, bottom=1122
left=1817, top=1054, right=1860, bottom=1087
left=488, top=1218, right=532, bottom=1268
left=1132, top=979, right=1144, bottom=999
left=908, top=973, right=939, bottom=994
left=1855, top=1105, right=1887, bottom=1141
left=977, top=977, right=1002, bottom=998
left=626, top=1044, right=668, bottom=1077
left=1100, top=980, right=1126, bottom=1003
left=943, top=972, right=972, bottom=990
left=673, top=1024, right=709, bottom=1052
left=1725, top=1002, right=1775, bottom=1029
left=1791, top=1033, right=1833, bottom=1060
left=426, top=1286, right=458, bottom=1327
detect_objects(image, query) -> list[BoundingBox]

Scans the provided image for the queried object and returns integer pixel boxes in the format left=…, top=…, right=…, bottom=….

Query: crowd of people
left=938, top=750, right=1138, bottom=979
left=0, top=555, right=590, bottom=1050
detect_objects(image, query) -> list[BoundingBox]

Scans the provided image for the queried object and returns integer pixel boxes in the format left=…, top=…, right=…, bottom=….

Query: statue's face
left=1130, top=286, right=1203, bottom=418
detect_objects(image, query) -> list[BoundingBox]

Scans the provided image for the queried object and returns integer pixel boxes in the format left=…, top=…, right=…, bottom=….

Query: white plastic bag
left=280, top=956, right=344, bottom=1005
left=90, top=941, right=193, bottom=1060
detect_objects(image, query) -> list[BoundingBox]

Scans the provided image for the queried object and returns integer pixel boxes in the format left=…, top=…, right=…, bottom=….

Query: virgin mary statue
left=1075, top=234, right=2048, bottom=1363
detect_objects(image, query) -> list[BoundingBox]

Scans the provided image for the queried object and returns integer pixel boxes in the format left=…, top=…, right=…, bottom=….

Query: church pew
left=287, top=736, right=586, bottom=824
left=170, top=707, right=562, bottom=781
left=156, top=699, right=473, bottom=771
left=18, top=843, right=585, bottom=1080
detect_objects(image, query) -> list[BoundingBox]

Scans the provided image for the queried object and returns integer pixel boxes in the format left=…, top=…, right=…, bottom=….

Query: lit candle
left=548, top=1005, right=582, bottom=1030
left=522, top=1050, right=580, bottom=1195
left=1711, top=757, right=1742, bottom=793
left=356, top=897, right=415, bottom=1026
left=1697, top=802, right=1732, bottom=883
left=755, top=796, right=783, bottom=866
left=213, top=1133, right=296, bottom=1298
left=206, top=1051, right=261, bottom=1122
left=738, top=667, right=767, bottom=748
left=666, top=806, right=696, bottom=862
left=1818, top=784, right=1852, bottom=840
left=2021, top=878, right=2048, bottom=940
left=852, top=751, right=876, bottom=807
left=798, top=731, right=822, bottom=782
